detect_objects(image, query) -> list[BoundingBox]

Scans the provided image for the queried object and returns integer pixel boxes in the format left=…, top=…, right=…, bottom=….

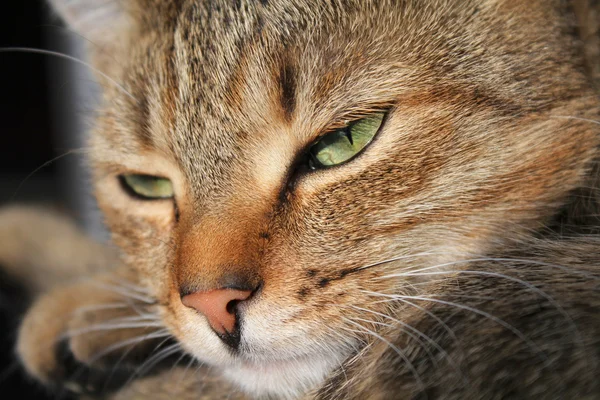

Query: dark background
left=1, top=0, right=56, bottom=202
left=1, top=1, right=85, bottom=398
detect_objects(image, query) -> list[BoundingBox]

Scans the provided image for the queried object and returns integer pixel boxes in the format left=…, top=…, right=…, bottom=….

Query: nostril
left=225, top=283, right=260, bottom=315
left=226, top=299, right=239, bottom=315
left=181, top=288, right=255, bottom=337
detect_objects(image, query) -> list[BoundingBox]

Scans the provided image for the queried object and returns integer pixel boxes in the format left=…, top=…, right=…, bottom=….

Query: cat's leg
left=0, top=207, right=170, bottom=394
left=17, top=272, right=252, bottom=399
left=0, top=207, right=248, bottom=398
left=0, top=205, right=118, bottom=294
left=17, top=269, right=173, bottom=396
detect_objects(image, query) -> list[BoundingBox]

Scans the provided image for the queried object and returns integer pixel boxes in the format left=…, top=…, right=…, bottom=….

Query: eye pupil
left=308, top=156, right=318, bottom=171
left=345, top=128, right=354, bottom=145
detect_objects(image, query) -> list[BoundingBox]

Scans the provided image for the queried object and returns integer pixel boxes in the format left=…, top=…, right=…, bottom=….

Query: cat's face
left=52, top=0, right=599, bottom=397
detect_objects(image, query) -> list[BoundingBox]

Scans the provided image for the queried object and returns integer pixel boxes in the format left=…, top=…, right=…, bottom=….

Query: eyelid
left=310, top=108, right=391, bottom=145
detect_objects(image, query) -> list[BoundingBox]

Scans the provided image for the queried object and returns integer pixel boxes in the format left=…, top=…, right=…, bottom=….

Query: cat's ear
left=47, top=0, right=130, bottom=43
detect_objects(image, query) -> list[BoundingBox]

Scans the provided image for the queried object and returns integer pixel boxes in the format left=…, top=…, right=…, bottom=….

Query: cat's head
left=51, top=0, right=600, bottom=397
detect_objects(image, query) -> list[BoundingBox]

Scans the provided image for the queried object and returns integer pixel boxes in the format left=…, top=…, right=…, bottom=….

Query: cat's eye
left=308, top=112, right=386, bottom=169
left=119, top=174, right=174, bottom=200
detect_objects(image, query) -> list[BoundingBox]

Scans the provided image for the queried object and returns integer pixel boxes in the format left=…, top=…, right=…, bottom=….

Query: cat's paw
left=17, top=274, right=170, bottom=395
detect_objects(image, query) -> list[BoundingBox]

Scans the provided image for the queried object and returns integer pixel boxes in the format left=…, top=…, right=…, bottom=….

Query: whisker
left=322, top=327, right=356, bottom=389
left=73, top=302, right=131, bottom=315
left=65, top=329, right=171, bottom=387
left=105, top=277, right=153, bottom=295
left=166, top=351, right=189, bottom=378
left=62, top=321, right=163, bottom=340
left=101, top=329, right=173, bottom=392
left=351, top=306, right=449, bottom=360
left=355, top=252, right=434, bottom=272
left=340, top=317, right=427, bottom=398
left=348, top=315, right=440, bottom=368
left=364, top=284, right=499, bottom=302
left=93, top=329, right=171, bottom=364
left=334, top=356, right=350, bottom=392
left=40, top=23, right=127, bottom=68
left=127, top=342, right=182, bottom=385
left=357, top=250, right=598, bottom=282
left=177, top=356, right=200, bottom=388
left=551, top=115, right=600, bottom=125
left=362, top=291, right=547, bottom=362
left=10, top=148, right=89, bottom=201
left=349, top=305, right=464, bottom=381
left=378, top=269, right=585, bottom=349
left=324, top=326, right=364, bottom=354
left=89, top=282, right=156, bottom=304
left=102, top=315, right=160, bottom=324
left=119, top=297, right=159, bottom=320
left=395, top=298, right=458, bottom=342
left=0, top=47, right=136, bottom=101
left=115, top=331, right=181, bottom=389
left=470, top=256, right=598, bottom=280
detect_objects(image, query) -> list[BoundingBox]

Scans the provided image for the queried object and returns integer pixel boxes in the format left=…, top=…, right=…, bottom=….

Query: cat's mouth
left=175, top=297, right=354, bottom=398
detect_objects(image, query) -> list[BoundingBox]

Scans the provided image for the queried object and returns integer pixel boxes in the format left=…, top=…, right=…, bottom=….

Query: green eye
left=308, top=112, right=385, bottom=168
left=120, top=174, right=174, bottom=200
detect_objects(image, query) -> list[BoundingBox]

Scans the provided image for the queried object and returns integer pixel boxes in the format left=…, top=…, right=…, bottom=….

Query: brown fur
left=95, top=238, right=600, bottom=400
left=2, top=0, right=600, bottom=398
left=317, top=238, right=600, bottom=399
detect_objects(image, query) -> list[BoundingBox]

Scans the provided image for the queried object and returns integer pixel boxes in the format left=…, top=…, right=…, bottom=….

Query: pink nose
left=181, top=288, right=253, bottom=334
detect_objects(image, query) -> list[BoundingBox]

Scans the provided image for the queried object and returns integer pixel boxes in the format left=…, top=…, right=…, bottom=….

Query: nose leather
left=181, top=288, right=253, bottom=334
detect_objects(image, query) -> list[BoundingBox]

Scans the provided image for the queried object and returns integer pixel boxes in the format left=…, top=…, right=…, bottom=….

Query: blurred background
left=1, top=1, right=103, bottom=397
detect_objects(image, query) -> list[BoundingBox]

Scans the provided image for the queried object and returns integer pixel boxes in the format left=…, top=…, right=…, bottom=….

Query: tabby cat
left=2, top=0, right=600, bottom=399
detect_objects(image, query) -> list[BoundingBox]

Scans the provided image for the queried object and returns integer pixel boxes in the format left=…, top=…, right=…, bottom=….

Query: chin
left=175, top=310, right=354, bottom=399
left=221, top=351, right=346, bottom=399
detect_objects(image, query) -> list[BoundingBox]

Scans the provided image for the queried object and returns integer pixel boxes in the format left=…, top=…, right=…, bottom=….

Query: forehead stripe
left=279, top=62, right=297, bottom=122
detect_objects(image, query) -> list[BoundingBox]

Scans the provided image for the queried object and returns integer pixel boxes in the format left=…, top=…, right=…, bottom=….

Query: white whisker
left=177, top=356, right=200, bottom=387
left=378, top=269, right=584, bottom=348
left=551, top=115, right=600, bottom=125
left=395, top=299, right=458, bottom=342
left=340, top=317, right=427, bottom=397
left=63, top=321, right=163, bottom=340
left=348, top=315, right=439, bottom=368
left=350, top=305, right=464, bottom=380
left=0, top=47, right=136, bottom=101
left=106, top=277, right=153, bottom=295
left=362, top=291, right=546, bottom=362
left=73, top=302, right=130, bottom=314
left=130, top=342, right=182, bottom=383
left=85, top=329, right=171, bottom=367
left=356, top=252, right=434, bottom=271
left=100, top=329, right=174, bottom=392
left=89, top=282, right=156, bottom=304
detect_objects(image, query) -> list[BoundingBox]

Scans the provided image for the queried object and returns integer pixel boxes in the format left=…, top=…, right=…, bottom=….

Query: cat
left=2, top=0, right=600, bottom=399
